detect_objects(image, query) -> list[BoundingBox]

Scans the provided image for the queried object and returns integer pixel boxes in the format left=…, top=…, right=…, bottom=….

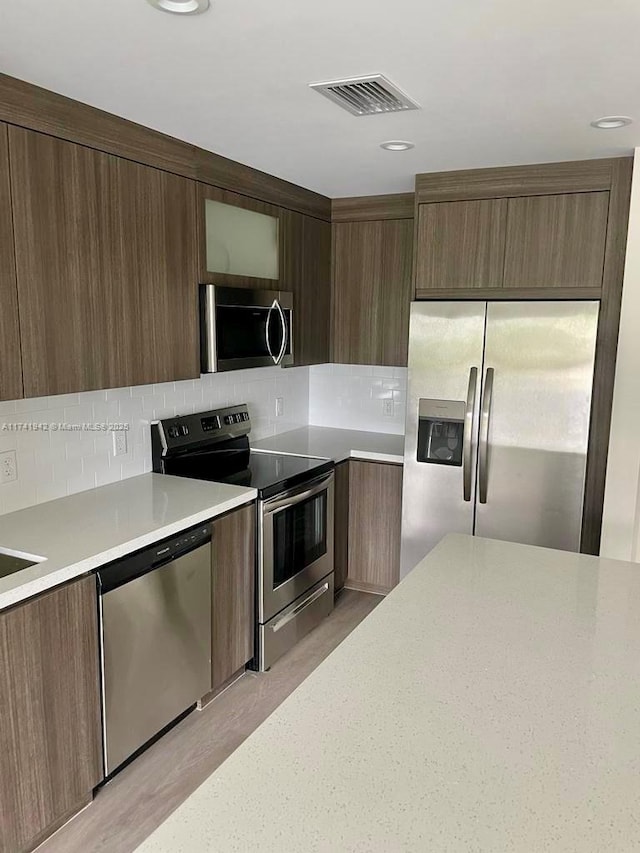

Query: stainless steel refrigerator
left=400, top=301, right=599, bottom=578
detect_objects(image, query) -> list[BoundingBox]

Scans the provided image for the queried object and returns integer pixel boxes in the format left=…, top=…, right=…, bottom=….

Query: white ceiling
left=1, top=0, right=639, bottom=197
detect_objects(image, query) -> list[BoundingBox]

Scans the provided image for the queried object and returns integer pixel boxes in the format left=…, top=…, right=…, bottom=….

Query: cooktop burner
left=151, top=405, right=333, bottom=499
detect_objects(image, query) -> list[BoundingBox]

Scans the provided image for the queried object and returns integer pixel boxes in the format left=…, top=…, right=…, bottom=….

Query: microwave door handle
left=265, top=300, right=278, bottom=364
left=275, top=299, right=288, bottom=365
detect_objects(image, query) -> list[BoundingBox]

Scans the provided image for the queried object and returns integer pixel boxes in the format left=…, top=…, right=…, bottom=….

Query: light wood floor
left=38, top=589, right=380, bottom=853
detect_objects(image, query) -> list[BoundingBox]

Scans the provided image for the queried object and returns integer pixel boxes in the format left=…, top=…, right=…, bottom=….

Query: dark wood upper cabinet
left=379, top=219, right=414, bottom=366
left=0, top=122, right=23, bottom=401
left=197, top=183, right=281, bottom=291
left=0, top=576, right=102, bottom=853
left=332, top=218, right=413, bottom=366
left=415, top=198, right=508, bottom=292
left=9, top=127, right=199, bottom=397
left=211, top=503, right=256, bottom=693
left=503, top=191, right=610, bottom=289
left=281, top=210, right=331, bottom=366
left=414, top=160, right=625, bottom=300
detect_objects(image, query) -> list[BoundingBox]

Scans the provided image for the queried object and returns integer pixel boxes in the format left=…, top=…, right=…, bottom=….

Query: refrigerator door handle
left=463, top=367, right=478, bottom=502
left=478, top=367, right=494, bottom=504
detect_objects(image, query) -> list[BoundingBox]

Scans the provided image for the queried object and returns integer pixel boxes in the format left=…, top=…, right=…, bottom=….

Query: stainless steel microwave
left=200, top=284, right=294, bottom=373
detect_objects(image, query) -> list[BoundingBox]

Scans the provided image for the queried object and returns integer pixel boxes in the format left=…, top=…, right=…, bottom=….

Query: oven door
left=259, top=471, right=334, bottom=623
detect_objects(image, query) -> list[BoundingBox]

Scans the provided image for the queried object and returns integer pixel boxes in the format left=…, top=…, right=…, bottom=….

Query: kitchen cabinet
left=0, top=576, right=102, bottom=853
left=502, top=191, right=609, bottom=289
left=198, top=183, right=280, bottom=290
left=345, top=460, right=403, bottom=594
left=332, top=218, right=413, bottom=366
left=9, top=126, right=199, bottom=397
left=415, top=198, right=508, bottom=292
left=0, top=122, right=22, bottom=401
left=333, top=460, right=350, bottom=593
left=281, top=210, right=331, bottom=365
left=414, top=161, right=622, bottom=300
left=211, top=503, right=256, bottom=692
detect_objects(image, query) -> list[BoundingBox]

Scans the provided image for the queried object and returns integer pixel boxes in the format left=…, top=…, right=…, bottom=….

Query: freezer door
left=474, top=301, right=599, bottom=552
left=400, top=302, right=485, bottom=578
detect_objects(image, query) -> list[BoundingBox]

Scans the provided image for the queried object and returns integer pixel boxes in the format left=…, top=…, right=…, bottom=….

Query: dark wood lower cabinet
left=333, top=461, right=350, bottom=592
left=335, top=460, right=403, bottom=595
left=211, top=503, right=256, bottom=692
left=0, top=576, right=103, bottom=853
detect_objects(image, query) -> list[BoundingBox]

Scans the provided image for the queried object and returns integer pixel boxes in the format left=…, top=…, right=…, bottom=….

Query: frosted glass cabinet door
left=205, top=199, right=279, bottom=279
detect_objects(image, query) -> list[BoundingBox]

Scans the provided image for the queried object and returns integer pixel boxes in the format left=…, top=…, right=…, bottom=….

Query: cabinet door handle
left=463, top=367, right=478, bottom=502
left=478, top=367, right=494, bottom=505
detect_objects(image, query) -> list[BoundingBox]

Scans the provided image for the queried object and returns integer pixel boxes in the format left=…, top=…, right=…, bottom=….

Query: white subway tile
left=47, top=393, right=80, bottom=409
left=0, top=366, right=310, bottom=516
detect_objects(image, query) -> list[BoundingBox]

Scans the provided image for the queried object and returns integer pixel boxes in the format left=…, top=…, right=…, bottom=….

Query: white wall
left=0, top=367, right=309, bottom=517
left=601, top=148, right=640, bottom=561
left=308, top=364, right=407, bottom=435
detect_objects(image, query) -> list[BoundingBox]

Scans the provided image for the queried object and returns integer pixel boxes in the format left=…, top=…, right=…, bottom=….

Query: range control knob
left=180, top=425, right=189, bottom=437
left=168, top=425, right=180, bottom=439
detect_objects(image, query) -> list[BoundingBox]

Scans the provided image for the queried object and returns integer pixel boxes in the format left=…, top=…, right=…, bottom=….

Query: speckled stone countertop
left=252, top=425, right=404, bottom=465
left=136, top=534, right=640, bottom=851
left=0, top=474, right=256, bottom=611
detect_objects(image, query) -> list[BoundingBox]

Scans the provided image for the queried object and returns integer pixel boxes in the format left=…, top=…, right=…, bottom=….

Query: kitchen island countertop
left=0, top=474, right=256, bottom=611
left=252, top=425, right=404, bottom=465
left=136, top=534, right=640, bottom=852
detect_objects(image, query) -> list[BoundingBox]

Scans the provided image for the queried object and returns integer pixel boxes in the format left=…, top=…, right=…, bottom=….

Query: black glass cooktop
left=218, top=452, right=333, bottom=499
left=164, top=445, right=332, bottom=500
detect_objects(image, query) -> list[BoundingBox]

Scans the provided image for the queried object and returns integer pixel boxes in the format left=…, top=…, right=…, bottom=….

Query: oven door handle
left=263, top=472, right=334, bottom=516
left=265, top=299, right=279, bottom=365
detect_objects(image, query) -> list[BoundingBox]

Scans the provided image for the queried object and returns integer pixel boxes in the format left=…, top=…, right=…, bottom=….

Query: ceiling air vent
left=309, top=74, right=420, bottom=117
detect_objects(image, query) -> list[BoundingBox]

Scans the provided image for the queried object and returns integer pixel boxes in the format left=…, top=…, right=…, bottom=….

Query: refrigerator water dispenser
left=417, top=399, right=465, bottom=466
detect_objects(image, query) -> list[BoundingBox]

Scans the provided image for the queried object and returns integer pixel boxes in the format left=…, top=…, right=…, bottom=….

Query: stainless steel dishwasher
left=97, top=522, right=212, bottom=777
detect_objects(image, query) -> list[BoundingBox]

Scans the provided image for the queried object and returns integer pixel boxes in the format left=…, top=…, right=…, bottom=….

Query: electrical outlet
left=112, top=431, right=128, bottom=457
left=0, top=450, right=17, bottom=484
left=275, top=397, right=284, bottom=417
left=382, top=399, right=394, bottom=418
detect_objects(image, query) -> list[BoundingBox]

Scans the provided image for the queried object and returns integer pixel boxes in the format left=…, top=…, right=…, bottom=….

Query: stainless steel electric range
left=151, top=405, right=334, bottom=670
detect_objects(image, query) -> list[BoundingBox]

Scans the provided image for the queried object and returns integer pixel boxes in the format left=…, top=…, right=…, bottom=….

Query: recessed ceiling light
left=146, top=0, right=210, bottom=14
left=380, top=141, right=415, bottom=151
left=590, top=116, right=633, bottom=129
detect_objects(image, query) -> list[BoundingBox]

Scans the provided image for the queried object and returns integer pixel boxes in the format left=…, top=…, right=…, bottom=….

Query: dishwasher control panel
left=97, top=521, right=212, bottom=595
left=153, top=526, right=210, bottom=562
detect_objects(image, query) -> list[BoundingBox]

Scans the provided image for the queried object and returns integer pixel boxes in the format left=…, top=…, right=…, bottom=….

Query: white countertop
left=252, top=426, right=404, bottom=465
left=137, top=534, right=640, bottom=852
left=0, top=474, right=256, bottom=611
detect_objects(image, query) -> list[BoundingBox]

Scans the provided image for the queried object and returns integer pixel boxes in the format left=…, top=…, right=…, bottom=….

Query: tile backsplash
left=308, top=364, right=407, bottom=435
left=0, top=363, right=407, bottom=516
left=0, top=367, right=309, bottom=516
